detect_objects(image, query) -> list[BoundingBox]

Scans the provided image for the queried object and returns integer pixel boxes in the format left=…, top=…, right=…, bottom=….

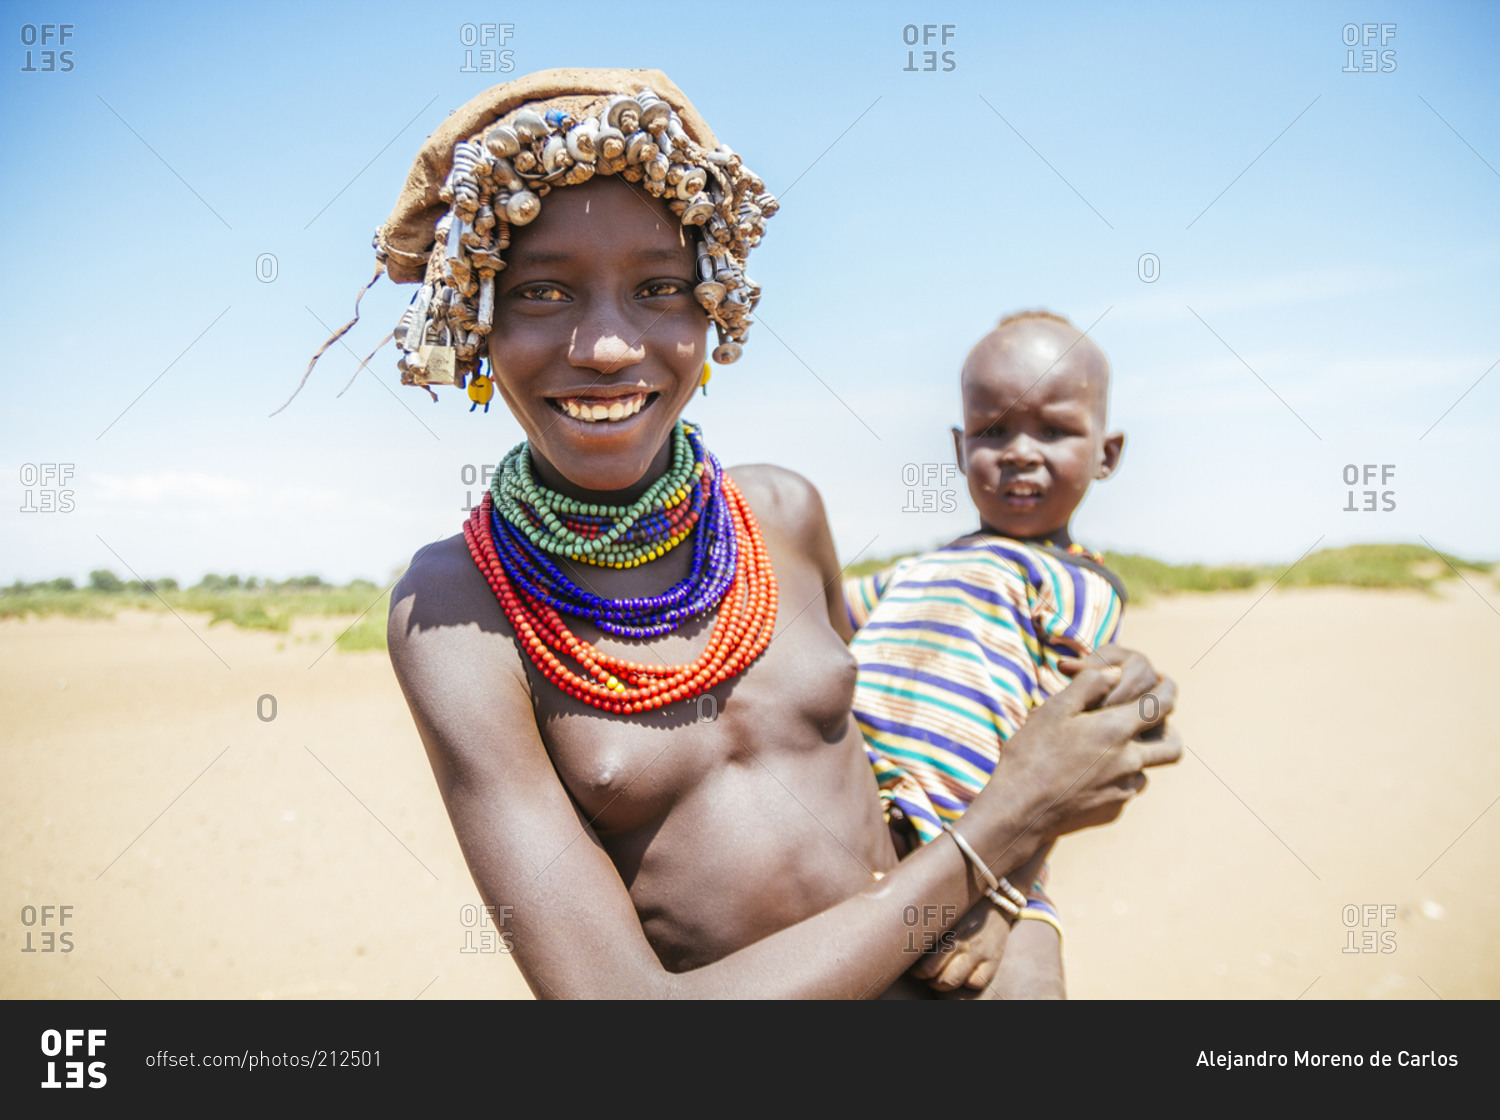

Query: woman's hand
left=957, top=648, right=1181, bottom=866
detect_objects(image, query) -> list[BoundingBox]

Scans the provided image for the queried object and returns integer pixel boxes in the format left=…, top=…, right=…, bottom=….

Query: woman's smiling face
left=487, top=175, right=707, bottom=497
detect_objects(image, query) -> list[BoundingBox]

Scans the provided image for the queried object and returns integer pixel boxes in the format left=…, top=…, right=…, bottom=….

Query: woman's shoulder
left=387, top=531, right=522, bottom=679
left=725, top=463, right=828, bottom=542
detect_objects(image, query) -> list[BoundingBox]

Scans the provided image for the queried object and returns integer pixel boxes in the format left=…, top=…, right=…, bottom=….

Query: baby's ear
left=951, top=426, right=967, bottom=475
left=1097, top=431, right=1125, bottom=479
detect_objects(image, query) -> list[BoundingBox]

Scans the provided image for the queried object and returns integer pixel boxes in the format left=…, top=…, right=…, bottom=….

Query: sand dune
left=2, top=583, right=1496, bottom=999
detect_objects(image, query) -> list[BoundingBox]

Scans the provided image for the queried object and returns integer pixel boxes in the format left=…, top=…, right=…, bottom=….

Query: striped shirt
left=845, top=534, right=1124, bottom=845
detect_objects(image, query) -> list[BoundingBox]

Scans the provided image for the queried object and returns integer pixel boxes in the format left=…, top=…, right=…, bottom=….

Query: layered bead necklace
left=464, top=421, right=778, bottom=713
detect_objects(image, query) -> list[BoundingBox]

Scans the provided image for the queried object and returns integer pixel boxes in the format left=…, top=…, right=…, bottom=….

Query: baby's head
left=951, top=310, right=1124, bottom=545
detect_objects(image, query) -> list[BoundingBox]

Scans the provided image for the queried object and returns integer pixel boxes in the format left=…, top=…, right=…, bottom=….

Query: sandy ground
left=2, top=583, right=1496, bottom=1000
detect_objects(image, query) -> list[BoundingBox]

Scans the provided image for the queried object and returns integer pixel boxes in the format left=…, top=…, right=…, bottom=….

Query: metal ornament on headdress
left=389, top=84, right=776, bottom=390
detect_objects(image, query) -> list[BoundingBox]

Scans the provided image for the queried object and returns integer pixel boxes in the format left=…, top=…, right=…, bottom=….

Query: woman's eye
left=638, top=279, right=688, bottom=298
left=517, top=285, right=568, bottom=302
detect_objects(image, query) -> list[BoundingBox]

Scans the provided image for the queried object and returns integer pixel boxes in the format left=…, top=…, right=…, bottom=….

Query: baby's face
left=953, top=322, right=1122, bottom=542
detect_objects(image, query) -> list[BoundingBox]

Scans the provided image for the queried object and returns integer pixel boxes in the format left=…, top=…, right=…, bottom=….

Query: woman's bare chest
left=527, top=557, right=859, bottom=833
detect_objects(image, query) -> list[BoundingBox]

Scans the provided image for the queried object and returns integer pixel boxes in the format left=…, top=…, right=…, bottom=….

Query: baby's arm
left=987, top=909, right=1064, bottom=999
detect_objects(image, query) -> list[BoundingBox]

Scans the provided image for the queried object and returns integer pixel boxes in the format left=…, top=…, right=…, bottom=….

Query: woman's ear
left=951, top=426, right=967, bottom=475
left=1097, top=431, right=1125, bottom=480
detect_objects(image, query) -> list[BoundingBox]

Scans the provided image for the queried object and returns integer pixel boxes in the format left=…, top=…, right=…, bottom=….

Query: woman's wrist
left=953, top=780, right=1049, bottom=880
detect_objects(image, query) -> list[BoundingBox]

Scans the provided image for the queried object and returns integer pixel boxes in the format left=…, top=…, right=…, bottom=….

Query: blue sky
left=2, top=0, right=1496, bottom=584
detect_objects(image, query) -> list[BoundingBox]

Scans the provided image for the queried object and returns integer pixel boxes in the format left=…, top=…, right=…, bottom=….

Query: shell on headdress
left=604, top=95, right=641, bottom=134
left=490, top=158, right=524, bottom=194
left=484, top=124, right=521, bottom=158
left=541, top=134, right=573, bottom=175
left=675, top=167, right=708, bottom=200
left=504, top=190, right=541, bottom=226
left=694, top=280, right=727, bottom=310
left=624, top=131, right=658, bottom=165
left=681, top=192, right=715, bottom=225
left=635, top=88, right=671, bottom=134
left=596, top=125, right=626, bottom=162
left=565, top=118, right=600, bottom=163
left=511, top=109, right=548, bottom=143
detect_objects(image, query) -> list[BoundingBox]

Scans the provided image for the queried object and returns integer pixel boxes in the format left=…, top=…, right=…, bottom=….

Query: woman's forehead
left=506, top=178, right=692, bottom=262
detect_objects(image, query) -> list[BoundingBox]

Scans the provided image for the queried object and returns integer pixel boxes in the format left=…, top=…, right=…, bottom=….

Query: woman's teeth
left=558, top=393, right=648, bottom=422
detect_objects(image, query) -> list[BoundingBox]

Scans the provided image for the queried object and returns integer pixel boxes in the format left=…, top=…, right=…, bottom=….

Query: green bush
left=89, top=569, right=125, bottom=592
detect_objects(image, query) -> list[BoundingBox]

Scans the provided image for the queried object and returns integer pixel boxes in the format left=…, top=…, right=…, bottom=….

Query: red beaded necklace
left=464, top=475, right=778, bottom=713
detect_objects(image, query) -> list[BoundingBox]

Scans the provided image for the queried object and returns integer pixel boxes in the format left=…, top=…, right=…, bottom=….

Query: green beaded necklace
left=492, top=422, right=704, bottom=567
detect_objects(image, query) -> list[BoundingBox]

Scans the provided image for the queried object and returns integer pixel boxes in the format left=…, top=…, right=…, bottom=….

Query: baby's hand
left=909, top=900, right=1012, bottom=994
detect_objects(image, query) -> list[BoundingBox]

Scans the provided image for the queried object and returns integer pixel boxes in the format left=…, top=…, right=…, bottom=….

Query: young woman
left=379, top=70, right=1181, bottom=998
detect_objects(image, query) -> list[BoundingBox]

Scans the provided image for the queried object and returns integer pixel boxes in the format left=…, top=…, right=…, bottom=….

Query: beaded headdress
left=278, top=69, right=777, bottom=412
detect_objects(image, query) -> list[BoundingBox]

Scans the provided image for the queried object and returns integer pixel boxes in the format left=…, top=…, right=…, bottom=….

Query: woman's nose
left=568, top=301, right=646, bottom=374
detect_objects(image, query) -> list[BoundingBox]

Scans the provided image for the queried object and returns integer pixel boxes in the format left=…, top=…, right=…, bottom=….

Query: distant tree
left=89, top=569, right=124, bottom=592
left=48, top=577, right=76, bottom=592
left=156, top=577, right=179, bottom=592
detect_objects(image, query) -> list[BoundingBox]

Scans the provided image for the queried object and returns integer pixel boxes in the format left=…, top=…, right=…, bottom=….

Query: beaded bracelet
left=943, top=824, right=1028, bottom=921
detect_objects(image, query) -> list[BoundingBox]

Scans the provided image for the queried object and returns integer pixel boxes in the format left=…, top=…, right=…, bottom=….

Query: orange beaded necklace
left=464, top=472, right=778, bottom=714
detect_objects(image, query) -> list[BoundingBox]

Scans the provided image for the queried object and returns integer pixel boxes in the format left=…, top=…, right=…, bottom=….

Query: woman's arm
left=390, top=538, right=1177, bottom=999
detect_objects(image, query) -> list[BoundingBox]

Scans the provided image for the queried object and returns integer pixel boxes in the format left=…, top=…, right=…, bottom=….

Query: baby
left=844, top=309, right=1129, bottom=996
